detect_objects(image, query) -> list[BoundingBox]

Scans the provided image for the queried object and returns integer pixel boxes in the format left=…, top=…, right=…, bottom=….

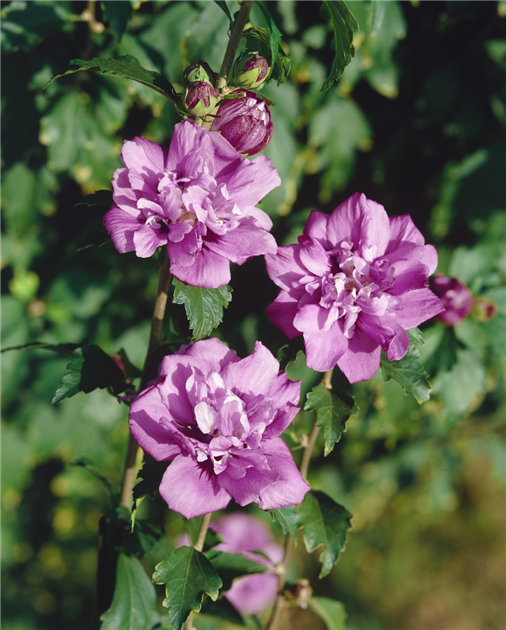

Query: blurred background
left=1, top=1, right=505, bottom=629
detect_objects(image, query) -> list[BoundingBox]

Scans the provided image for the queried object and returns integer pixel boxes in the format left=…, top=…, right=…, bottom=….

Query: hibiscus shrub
left=2, top=2, right=505, bottom=630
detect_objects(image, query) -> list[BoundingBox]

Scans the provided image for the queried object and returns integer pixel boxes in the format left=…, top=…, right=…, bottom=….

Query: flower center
left=318, top=240, right=398, bottom=338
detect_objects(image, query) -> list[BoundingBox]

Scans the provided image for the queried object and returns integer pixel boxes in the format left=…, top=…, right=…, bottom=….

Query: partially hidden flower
left=432, top=274, right=473, bottom=326
left=265, top=193, right=444, bottom=383
left=210, top=90, right=273, bottom=156
left=103, top=120, right=279, bottom=288
left=233, top=52, right=270, bottom=90
left=212, top=513, right=283, bottom=616
left=129, top=338, right=310, bottom=519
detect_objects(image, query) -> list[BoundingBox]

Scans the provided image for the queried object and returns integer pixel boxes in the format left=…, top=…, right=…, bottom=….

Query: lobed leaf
left=380, top=334, right=432, bottom=404
left=45, top=55, right=177, bottom=102
left=52, top=344, right=128, bottom=404
left=299, top=491, right=352, bottom=578
left=100, top=553, right=161, bottom=630
left=320, top=1, right=359, bottom=92
left=270, top=505, right=301, bottom=539
left=309, top=596, right=347, bottom=630
left=172, top=279, right=233, bottom=340
left=153, top=546, right=222, bottom=630
left=304, top=384, right=357, bottom=456
left=254, top=1, right=291, bottom=84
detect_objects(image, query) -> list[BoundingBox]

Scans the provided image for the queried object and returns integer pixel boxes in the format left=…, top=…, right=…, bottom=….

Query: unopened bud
left=183, top=60, right=217, bottom=87
left=432, top=274, right=473, bottom=326
left=472, top=296, right=498, bottom=322
left=184, top=81, right=220, bottom=117
left=233, top=52, right=270, bottom=89
left=211, top=90, right=273, bottom=156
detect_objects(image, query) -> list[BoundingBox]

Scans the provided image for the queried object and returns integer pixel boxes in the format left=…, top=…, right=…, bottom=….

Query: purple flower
left=211, top=90, right=273, bottom=156
left=129, top=338, right=310, bottom=519
left=265, top=193, right=444, bottom=383
left=212, top=513, right=282, bottom=616
left=103, top=120, right=279, bottom=288
left=432, top=274, right=474, bottom=326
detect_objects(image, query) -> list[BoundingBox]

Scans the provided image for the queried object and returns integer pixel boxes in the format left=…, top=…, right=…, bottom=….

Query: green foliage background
left=1, top=1, right=505, bottom=629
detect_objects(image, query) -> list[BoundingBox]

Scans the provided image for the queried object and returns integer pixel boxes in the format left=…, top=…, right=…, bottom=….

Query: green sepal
left=308, top=596, right=347, bottom=630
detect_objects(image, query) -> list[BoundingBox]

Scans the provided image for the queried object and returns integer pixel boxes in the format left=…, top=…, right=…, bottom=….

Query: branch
left=119, top=250, right=172, bottom=509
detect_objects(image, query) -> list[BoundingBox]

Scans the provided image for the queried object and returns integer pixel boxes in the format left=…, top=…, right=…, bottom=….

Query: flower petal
left=303, top=324, right=348, bottom=373
left=336, top=328, right=381, bottom=383
left=169, top=247, right=231, bottom=288
left=205, top=223, right=277, bottom=264
left=159, top=456, right=231, bottom=518
left=133, top=223, right=167, bottom=258
left=256, top=439, right=310, bottom=509
left=266, top=292, right=301, bottom=339
left=221, top=341, right=280, bottom=398
left=129, top=386, right=183, bottom=461
left=103, top=206, right=140, bottom=253
left=393, top=288, right=445, bottom=329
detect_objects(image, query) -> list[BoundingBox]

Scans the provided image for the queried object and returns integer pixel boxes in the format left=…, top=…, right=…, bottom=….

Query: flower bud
left=472, top=296, right=498, bottom=322
left=183, top=61, right=219, bottom=117
left=432, top=274, right=473, bottom=326
left=184, top=81, right=220, bottom=117
left=233, top=52, right=270, bottom=89
left=211, top=90, right=273, bottom=156
left=183, top=60, right=217, bottom=87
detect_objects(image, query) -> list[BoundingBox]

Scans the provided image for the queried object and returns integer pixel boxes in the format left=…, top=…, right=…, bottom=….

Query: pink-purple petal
left=159, top=456, right=231, bottom=518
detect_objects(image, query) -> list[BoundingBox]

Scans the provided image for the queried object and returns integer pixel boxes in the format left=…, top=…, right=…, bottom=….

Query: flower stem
left=119, top=250, right=172, bottom=509
left=217, top=0, right=254, bottom=91
left=264, top=369, right=334, bottom=630
left=183, top=513, right=213, bottom=630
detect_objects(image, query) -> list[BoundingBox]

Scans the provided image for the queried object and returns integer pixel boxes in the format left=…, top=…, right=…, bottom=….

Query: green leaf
left=369, top=0, right=387, bottom=36
left=309, top=597, right=347, bottom=630
left=206, top=550, right=268, bottom=592
left=277, top=337, right=305, bottom=371
left=299, top=491, right=352, bottom=578
left=213, top=1, right=233, bottom=25
left=320, top=1, right=359, bottom=92
left=172, top=278, right=232, bottom=340
left=153, top=546, right=222, bottom=630
left=101, top=1, right=133, bottom=40
left=304, top=384, right=356, bottom=456
left=52, top=344, right=128, bottom=404
left=1, top=341, right=79, bottom=356
left=380, top=336, right=432, bottom=404
left=270, top=505, right=301, bottom=539
left=46, top=55, right=177, bottom=102
left=254, top=2, right=291, bottom=84
left=100, top=553, right=160, bottom=630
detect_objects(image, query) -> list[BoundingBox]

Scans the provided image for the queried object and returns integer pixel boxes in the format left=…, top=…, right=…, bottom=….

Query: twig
left=264, top=369, right=334, bottom=630
left=217, top=1, right=254, bottom=91
left=183, top=513, right=213, bottom=630
left=119, top=250, right=172, bottom=509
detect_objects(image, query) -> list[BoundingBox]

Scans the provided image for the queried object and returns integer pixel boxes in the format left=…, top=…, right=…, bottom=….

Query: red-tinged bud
left=432, top=274, right=473, bottom=326
left=472, top=296, right=498, bottom=322
left=184, top=81, right=220, bottom=117
left=233, top=52, right=270, bottom=89
left=211, top=90, right=273, bottom=156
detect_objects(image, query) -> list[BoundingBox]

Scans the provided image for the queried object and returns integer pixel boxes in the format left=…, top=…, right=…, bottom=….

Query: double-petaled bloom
left=129, top=338, right=310, bottom=519
left=266, top=193, right=444, bottom=383
left=104, top=120, right=279, bottom=288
